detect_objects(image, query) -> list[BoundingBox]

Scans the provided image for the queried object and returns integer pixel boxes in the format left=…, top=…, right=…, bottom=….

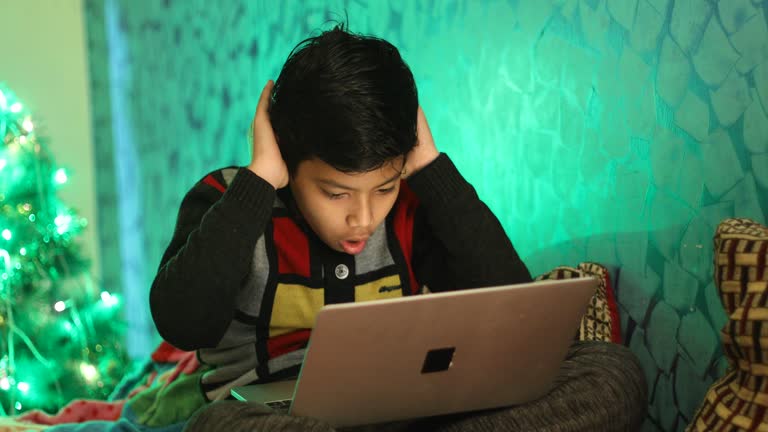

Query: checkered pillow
left=689, top=218, right=768, bottom=431
left=535, top=262, right=622, bottom=344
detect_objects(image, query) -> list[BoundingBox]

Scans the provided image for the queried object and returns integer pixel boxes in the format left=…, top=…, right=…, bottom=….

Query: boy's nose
left=347, top=200, right=373, bottom=229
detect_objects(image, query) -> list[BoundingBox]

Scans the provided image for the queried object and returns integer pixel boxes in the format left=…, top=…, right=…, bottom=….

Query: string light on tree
left=0, top=83, right=129, bottom=415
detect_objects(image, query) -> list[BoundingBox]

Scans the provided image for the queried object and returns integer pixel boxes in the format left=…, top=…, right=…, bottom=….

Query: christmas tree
left=0, top=83, right=129, bottom=415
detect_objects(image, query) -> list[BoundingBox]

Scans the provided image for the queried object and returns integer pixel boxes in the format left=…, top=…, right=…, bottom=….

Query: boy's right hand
left=248, top=80, right=289, bottom=189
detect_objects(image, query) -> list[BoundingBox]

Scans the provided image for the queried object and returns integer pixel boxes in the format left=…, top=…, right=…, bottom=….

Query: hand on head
left=248, top=80, right=289, bottom=189
left=403, top=106, right=440, bottom=179
left=248, top=84, right=438, bottom=187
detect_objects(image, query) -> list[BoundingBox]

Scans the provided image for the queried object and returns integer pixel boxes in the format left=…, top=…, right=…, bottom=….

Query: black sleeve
left=409, top=154, right=532, bottom=292
left=149, top=168, right=276, bottom=350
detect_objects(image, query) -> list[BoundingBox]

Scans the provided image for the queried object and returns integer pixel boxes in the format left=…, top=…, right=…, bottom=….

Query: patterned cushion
left=689, top=218, right=768, bottom=431
left=535, top=262, right=622, bottom=344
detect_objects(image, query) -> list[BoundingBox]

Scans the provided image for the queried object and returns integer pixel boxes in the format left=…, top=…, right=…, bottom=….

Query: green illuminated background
left=84, top=1, right=768, bottom=430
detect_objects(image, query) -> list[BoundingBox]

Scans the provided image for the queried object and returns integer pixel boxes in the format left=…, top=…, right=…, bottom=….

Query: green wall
left=85, top=1, right=768, bottom=430
left=0, top=0, right=101, bottom=285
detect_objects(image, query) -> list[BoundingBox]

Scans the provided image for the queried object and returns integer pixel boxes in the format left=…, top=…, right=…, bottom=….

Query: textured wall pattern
left=84, top=1, right=768, bottom=430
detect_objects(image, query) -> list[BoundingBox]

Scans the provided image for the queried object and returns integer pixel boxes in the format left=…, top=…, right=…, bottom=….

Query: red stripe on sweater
left=393, top=181, right=419, bottom=294
left=273, top=217, right=311, bottom=278
left=203, top=175, right=226, bottom=193
left=268, top=329, right=312, bottom=358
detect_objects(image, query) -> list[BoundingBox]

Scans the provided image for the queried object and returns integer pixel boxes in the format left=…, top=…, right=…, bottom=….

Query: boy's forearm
left=150, top=168, right=276, bottom=351
left=408, top=154, right=532, bottom=289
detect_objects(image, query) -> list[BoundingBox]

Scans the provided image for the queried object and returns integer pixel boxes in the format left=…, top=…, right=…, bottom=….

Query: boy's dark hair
left=269, top=23, right=418, bottom=175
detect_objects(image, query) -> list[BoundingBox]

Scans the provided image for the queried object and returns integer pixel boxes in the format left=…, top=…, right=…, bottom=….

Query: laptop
left=231, top=277, right=597, bottom=427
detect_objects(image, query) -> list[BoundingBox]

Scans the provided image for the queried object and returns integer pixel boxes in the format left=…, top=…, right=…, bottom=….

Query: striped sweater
left=150, top=154, right=531, bottom=401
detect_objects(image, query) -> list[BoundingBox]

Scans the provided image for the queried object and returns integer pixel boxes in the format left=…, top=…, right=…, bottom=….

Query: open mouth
left=340, top=238, right=368, bottom=255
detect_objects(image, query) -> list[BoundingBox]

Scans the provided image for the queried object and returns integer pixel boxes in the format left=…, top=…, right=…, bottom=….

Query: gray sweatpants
left=184, top=341, right=647, bottom=432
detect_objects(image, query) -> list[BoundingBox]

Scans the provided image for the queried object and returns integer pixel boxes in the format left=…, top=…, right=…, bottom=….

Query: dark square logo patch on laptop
left=421, top=347, right=455, bottom=373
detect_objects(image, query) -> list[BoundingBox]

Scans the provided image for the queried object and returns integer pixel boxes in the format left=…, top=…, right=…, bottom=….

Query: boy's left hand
left=404, top=106, right=440, bottom=178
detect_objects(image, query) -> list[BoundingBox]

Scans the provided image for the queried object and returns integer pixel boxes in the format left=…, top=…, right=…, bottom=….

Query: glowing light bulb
left=54, top=301, right=66, bottom=312
left=1, top=229, right=11, bottom=241
left=14, top=402, right=21, bottom=411
left=22, top=117, right=33, bottom=132
left=80, top=363, right=99, bottom=381
left=19, top=247, right=26, bottom=256
left=101, top=291, right=118, bottom=307
left=0, top=377, right=10, bottom=390
left=54, top=214, right=72, bottom=234
left=17, top=382, right=29, bottom=393
left=54, top=168, right=68, bottom=184
left=0, top=159, right=6, bottom=171
left=10, top=103, right=22, bottom=113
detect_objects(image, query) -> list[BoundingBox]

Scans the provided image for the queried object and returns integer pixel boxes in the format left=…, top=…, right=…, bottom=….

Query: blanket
left=9, top=342, right=208, bottom=432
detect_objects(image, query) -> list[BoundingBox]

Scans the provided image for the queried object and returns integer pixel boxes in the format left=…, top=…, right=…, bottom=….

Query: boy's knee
left=184, top=401, right=336, bottom=432
left=567, top=341, right=644, bottom=376
left=565, top=341, right=648, bottom=423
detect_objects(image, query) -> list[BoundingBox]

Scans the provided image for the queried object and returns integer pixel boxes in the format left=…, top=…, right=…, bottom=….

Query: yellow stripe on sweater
left=270, top=283, right=324, bottom=337
left=355, top=274, right=403, bottom=302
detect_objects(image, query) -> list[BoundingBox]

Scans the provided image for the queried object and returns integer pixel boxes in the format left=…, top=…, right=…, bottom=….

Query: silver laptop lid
left=290, top=277, right=598, bottom=427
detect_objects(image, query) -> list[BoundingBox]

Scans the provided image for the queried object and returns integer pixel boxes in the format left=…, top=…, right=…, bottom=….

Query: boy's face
left=289, top=157, right=405, bottom=255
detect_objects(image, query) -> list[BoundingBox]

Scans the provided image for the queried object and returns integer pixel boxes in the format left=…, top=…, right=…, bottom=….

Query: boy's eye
left=377, top=186, right=396, bottom=195
left=325, top=191, right=347, bottom=200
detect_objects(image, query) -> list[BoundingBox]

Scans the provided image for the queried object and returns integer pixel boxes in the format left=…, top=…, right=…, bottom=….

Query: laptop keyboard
left=265, top=399, right=292, bottom=414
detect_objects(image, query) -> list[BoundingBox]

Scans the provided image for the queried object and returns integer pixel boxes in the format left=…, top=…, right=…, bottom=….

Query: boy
left=151, top=25, right=645, bottom=431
